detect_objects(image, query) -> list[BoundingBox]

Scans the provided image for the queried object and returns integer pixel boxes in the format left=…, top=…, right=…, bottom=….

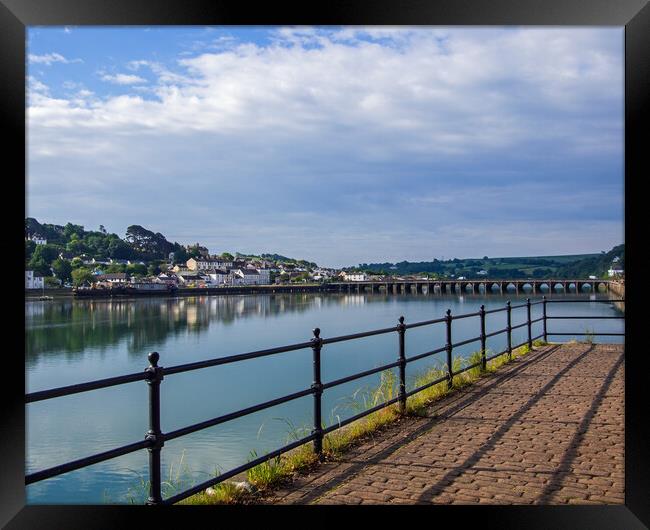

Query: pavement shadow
left=283, top=344, right=563, bottom=504
left=414, top=343, right=597, bottom=503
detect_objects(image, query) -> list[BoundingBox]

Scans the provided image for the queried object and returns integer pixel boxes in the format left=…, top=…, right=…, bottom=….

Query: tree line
left=25, top=219, right=210, bottom=286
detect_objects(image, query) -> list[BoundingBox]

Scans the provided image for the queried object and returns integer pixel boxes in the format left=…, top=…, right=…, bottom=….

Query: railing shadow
left=413, top=343, right=599, bottom=503
left=536, top=353, right=624, bottom=503
left=282, top=344, right=562, bottom=504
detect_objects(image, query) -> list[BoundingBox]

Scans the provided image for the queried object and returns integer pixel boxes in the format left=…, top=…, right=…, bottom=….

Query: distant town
left=24, top=218, right=624, bottom=291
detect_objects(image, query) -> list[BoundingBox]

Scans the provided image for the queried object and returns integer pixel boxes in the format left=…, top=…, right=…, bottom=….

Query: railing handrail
left=25, top=295, right=625, bottom=504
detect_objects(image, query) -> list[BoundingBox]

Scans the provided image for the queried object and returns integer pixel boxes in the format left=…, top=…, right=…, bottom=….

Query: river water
left=25, top=290, right=623, bottom=503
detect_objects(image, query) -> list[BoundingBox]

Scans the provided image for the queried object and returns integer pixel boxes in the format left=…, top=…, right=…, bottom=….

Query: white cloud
left=100, top=73, right=147, bottom=85
left=26, top=27, right=624, bottom=264
left=28, top=52, right=82, bottom=65
left=27, top=76, right=49, bottom=94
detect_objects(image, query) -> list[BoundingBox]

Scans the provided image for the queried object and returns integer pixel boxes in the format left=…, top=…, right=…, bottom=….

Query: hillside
left=25, top=218, right=325, bottom=285
left=355, top=245, right=623, bottom=280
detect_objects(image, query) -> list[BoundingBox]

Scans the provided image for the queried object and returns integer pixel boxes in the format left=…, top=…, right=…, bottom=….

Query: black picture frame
left=2, top=0, right=648, bottom=528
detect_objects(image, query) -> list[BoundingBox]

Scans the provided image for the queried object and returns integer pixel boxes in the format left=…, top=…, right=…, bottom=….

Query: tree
left=108, top=239, right=134, bottom=260
left=30, top=244, right=61, bottom=266
left=28, top=257, right=51, bottom=277
left=25, top=239, right=36, bottom=263
left=221, top=252, right=234, bottom=261
left=148, top=262, right=162, bottom=276
left=63, top=222, right=84, bottom=239
left=71, top=267, right=95, bottom=286
left=44, top=276, right=61, bottom=288
left=51, top=258, right=73, bottom=283
left=126, top=263, right=147, bottom=277
left=125, top=225, right=174, bottom=259
left=66, top=239, right=88, bottom=256
left=106, top=263, right=126, bottom=273
left=99, top=224, right=107, bottom=234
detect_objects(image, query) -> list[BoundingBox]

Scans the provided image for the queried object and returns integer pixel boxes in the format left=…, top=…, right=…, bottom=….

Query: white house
left=343, top=272, right=368, bottom=282
left=187, top=258, right=234, bottom=271
left=176, top=272, right=206, bottom=285
left=206, top=269, right=230, bottom=286
left=28, top=234, right=47, bottom=246
left=608, top=268, right=624, bottom=277
left=255, top=268, right=271, bottom=284
left=231, top=268, right=267, bottom=285
left=96, top=273, right=130, bottom=284
left=155, top=273, right=178, bottom=287
left=25, top=270, right=44, bottom=289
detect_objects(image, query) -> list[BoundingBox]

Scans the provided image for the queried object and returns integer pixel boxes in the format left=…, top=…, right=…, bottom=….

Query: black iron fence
left=25, top=296, right=624, bottom=504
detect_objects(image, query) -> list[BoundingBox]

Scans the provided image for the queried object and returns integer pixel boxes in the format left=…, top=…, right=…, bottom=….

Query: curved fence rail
left=25, top=296, right=625, bottom=504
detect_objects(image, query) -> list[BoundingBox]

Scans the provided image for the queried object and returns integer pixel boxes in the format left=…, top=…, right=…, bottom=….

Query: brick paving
left=265, top=343, right=624, bottom=505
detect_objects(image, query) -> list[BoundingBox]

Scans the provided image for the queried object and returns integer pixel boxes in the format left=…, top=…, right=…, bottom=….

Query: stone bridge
left=329, top=279, right=612, bottom=295
left=265, top=342, right=624, bottom=505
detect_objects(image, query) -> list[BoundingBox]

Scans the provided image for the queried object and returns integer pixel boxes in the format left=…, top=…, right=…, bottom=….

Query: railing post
left=445, top=309, right=453, bottom=390
left=526, top=298, right=532, bottom=349
left=506, top=301, right=512, bottom=360
left=542, top=295, right=548, bottom=343
left=479, top=305, right=487, bottom=371
left=397, top=316, right=406, bottom=414
left=311, top=328, right=324, bottom=459
left=144, top=351, right=164, bottom=505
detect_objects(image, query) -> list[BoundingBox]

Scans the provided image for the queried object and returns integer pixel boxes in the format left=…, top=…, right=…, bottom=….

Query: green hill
left=354, top=246, right=623, bottom=280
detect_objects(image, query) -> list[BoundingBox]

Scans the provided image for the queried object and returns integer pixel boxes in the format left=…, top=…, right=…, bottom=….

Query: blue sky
left=26, top=26, right=624, bottom=268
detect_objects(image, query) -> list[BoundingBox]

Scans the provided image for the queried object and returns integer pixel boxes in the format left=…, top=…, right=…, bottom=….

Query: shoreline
left=25, top=283, right=618, bottom=302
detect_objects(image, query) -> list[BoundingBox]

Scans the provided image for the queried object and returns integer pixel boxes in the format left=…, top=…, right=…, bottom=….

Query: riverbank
left=27, top=280, right=618, bottom=301
left=25, top=284, right=331, bottom=300
left=25, top=288, right=74, bottom=299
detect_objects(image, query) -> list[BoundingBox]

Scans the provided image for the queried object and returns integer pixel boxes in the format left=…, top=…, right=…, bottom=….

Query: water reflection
left=25, top=293, right=411, bottom=360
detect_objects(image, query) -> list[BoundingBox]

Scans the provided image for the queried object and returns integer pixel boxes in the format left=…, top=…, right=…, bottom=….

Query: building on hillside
left=206, top=269, right=230, bottom=286
left=186, top=258, right=234, bottom=271
left=342, top=272, right=368, bottom=282
left=155, top=273, right=178, bottom=287
left=256, top=268, right=271, bottom=284
left=231, top=268, right=269, bottom=285
left=96, top=273, right=130, bottom=284
left=608, top=267, right=624, bottom=277
left=184, top=244, right=210, bottom=257
left=176, top=271, right=207, bottom=286
left=25, top=270, right=45, bottom=289
left=28, top=234, right=47, bottom=245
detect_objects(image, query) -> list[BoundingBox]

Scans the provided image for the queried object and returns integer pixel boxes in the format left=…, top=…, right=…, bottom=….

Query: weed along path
left=262, top=343, right=624, bottom=505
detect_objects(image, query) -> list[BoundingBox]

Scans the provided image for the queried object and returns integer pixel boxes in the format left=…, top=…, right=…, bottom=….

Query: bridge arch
left=522, top=283, right=533, bottom=293
left=579, top=282, right=592, bottom=293
left=553, top=283, right=566, bottom=292
left=506, top=282, right=517, bottom=293
left=490, top=283, right=501, bottom=293
left=597, top=282, right=607, bottom=293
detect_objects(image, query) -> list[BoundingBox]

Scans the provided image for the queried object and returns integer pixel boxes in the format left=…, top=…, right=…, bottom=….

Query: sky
left=26, top=26, right=624, bottom=268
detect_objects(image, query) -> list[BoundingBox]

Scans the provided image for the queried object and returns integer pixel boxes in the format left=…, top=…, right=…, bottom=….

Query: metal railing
left=25, top=296, right=625, bottom=504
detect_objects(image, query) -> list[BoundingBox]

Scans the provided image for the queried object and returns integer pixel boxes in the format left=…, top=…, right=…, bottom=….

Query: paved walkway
left=266, top=343, right=624, bottom=505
